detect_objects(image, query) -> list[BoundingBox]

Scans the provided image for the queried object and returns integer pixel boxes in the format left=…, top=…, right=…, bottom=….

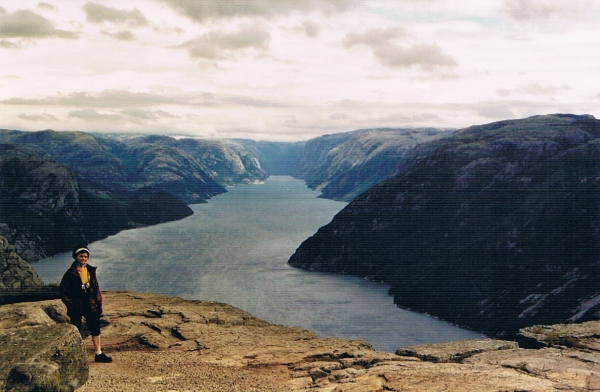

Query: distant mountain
left=291, top=128, right=447, bottom=201
left=289, top=114, right=600, bottom=338
left=230, top=139, right=305, bottom=176
left=0, top=130, right=271, bottom=261
left=127, top=136, right=268, bottom=186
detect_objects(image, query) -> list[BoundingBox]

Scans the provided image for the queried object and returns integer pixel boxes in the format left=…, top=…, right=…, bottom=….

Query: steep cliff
left=293, top=128, right=446, bottom=201
left=0, top=143, right=193, bottom=261
left=289, top=114, right=600, bottom=337
left=0, top=235, right=44, bottom=291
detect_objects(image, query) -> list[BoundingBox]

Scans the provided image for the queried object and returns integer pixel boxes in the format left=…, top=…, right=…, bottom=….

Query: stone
left=396, top=338, right=518, bottom=363
left=0, top=323, right=88, bottom=391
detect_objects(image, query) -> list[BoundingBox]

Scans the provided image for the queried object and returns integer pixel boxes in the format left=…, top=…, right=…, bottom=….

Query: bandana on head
left=75, top=247, right=90, bottom=256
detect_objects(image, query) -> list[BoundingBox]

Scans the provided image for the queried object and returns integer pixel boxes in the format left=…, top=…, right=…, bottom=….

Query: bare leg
left=92, top=335, right=101, bottom=353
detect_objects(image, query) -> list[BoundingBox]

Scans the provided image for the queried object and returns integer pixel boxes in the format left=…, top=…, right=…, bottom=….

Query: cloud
left=0, top=10, right=78, bottom=39
left=373, top=42, right=456, bottom=71
left=101, top=29, right=136, bottom=41
left=68, top=109, right=123, bottom=122
left=178, top=25, right=271, bottom=60
left=18, top=113, right=59, bottom=122
left=83, top=3, right=148, bottom=26
left=0, top=40, right=19, bottom=48
left=2, top=90, right=191, bottom=108
left=342, top=27, right=408, bottom=48
left=300, top=20, right=320, bottom=38
left=121, top=108, right=178, bottom=119
left=37, top=3, right=57, bottom=11
left=155, top=0, right=358, bottom=22
left=343, top=27, right=456, bottom=71
left=502, top=0, right=592, bottom=22
left=496, top=84, right=572, bottom=97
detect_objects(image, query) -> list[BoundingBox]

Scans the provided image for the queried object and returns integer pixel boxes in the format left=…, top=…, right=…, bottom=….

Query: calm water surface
left=34, top=176, right=482, bottom=352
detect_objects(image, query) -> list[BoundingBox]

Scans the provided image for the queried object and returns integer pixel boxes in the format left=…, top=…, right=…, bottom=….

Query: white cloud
left=1, top=1, right=599, bottom=140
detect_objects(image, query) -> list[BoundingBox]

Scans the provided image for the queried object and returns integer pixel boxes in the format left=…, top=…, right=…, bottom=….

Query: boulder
left=0, top=301, right=88, bottom=391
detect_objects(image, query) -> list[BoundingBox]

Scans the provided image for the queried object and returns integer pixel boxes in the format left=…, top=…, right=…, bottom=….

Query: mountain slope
left=289, top=114, right=600, bottom=337
left=293, top=128, right=446, bottom=201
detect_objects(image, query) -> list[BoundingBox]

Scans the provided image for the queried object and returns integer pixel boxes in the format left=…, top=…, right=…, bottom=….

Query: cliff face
left=0, top=142, right=193, bottom=262
left=289, top=114, right=600, bottom=337
left=293, top=128, right=446, bottom=201
left=0, top=235, right=44, bottom=290
left=0, top=144, right=85, bottom=261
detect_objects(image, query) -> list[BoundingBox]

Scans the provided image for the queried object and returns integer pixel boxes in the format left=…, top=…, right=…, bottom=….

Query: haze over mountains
left=1, top=113, right=599, bottom=338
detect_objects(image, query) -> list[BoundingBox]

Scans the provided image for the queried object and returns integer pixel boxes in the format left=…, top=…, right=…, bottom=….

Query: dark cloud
left=178, top=25, right=271, bottom=60
left=156, top=0, right=358, bottom=21
left=343, top=27, right=456, bottom=71
left=83, top=3, right=148, bottom=26
left=0, top=10, right=77, bottom=39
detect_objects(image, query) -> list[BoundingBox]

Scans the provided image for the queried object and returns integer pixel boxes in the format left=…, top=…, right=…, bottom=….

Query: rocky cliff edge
left=1, top=291, right=599, bottom=391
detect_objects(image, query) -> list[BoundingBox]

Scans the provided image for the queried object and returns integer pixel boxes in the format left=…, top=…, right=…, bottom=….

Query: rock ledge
left=2, top=291, right=600, bottom=391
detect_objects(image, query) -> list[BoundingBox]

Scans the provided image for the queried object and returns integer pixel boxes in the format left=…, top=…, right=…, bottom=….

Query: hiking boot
left=95, top=352, right=112, bottom=363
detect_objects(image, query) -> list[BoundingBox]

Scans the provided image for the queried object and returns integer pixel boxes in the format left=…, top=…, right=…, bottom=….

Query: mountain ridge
left=288, top=114, right=600, bottom=337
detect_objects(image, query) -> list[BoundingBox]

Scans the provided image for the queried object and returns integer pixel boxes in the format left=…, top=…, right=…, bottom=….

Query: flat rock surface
left=3, top=291, right=600, bottom=391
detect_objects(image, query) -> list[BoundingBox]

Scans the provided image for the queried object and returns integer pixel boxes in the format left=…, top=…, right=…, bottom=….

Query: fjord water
left=34, top=176, right=481, bottom=352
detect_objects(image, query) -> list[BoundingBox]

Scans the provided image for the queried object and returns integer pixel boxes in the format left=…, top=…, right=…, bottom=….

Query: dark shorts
left=70, top=310, right=101, bottom=336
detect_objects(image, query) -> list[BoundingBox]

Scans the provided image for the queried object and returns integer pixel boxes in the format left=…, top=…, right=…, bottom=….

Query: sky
left=1, top=0, right=599, bottom=141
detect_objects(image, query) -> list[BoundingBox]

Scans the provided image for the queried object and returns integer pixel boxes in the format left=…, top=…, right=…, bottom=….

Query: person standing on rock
left=60, top=245, right=112, bottom=363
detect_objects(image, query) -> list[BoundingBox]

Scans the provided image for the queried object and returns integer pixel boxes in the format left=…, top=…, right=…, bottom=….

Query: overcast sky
left=1, top=0, right=599, bottom=141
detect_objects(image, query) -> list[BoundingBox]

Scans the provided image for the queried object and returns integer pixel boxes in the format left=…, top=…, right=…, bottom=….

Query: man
left=60, top=245, right=112, bottom=363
